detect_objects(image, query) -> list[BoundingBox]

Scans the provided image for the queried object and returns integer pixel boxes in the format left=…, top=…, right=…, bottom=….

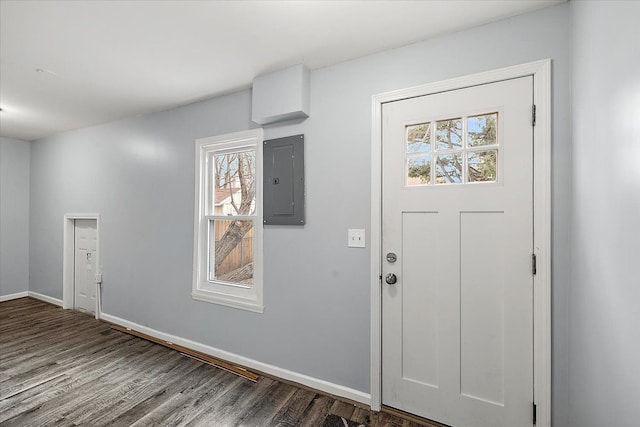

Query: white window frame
left=192, top=128, right=264, bottom=313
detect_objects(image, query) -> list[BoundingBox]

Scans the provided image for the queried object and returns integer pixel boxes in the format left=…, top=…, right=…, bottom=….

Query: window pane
left=209, top=219, right=253, bottom=286
left=468, top=150, right=498, bottom=182
left=212, top=150, right=256, bottom=216
left=435, top=153, right=463, bottom=184
left=406, top=123, right=431, bottom=153
left=407, top=156, right=431, bottom=185
left=435, top=118, right=462, bottom=151
left=468, top=113, right=498, bottom=147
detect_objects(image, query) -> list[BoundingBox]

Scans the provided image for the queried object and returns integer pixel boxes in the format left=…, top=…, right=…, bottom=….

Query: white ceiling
left=0, top=0, right=563, bottom=141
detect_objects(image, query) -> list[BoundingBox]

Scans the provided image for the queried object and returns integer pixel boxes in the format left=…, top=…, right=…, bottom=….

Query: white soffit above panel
left=0, top=0, right=564, bottom=141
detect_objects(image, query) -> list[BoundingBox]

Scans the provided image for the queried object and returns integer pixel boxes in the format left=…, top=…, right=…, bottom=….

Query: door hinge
left=532, top=254, right=537, bottom=275
left=532, top=105, right=537, bottom=127
left=533, top=402, right=537, bottom=425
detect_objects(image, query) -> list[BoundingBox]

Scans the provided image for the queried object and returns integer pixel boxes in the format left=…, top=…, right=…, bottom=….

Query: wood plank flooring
left=0, top=298, right=431, bottom=427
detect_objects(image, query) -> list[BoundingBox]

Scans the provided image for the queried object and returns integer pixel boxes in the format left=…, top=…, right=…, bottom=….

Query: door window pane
left=435, top=118, right=463, bottom=151
left=407, top=156, right=431, bottom=185
left=209, top=219, right=254, bottom=286
left=468, top=150, right=498, bottom=183
left=468, top=113, right=498, bottom=147
left=435, top=154, right=463, bottom=184
left=406, top=123, right=431, bottom=153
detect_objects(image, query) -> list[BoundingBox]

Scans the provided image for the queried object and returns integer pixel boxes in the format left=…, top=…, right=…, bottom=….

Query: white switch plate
left=348, top=229, right=366, bottom=248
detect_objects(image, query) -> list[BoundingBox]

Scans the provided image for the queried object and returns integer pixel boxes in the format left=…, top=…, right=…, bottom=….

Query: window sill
left=191, top=289, right=264, bottom=313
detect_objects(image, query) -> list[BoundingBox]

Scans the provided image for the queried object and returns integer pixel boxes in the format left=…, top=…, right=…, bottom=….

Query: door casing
left=370, top=59, right=551, bottom=426
left=63, top=213, right=101, bottom=319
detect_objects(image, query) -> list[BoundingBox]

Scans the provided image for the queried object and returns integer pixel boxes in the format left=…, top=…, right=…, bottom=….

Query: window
left=193, top=129, right=263, bottom=312
left=406, top=112, right=499, bottom=186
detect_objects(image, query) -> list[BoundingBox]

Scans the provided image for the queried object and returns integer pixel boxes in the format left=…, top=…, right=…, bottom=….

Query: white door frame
left=62, top=213, right=101, bottom=319
left=370, top=59, right=551, bottom=426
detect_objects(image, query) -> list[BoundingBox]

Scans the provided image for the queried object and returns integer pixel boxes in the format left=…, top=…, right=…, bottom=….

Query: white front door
left=74, top=219, right=97, bottom=313
left=382, top=77, right=534, bottom=427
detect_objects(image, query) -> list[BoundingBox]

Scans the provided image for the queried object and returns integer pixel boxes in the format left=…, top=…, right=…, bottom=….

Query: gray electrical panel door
left=263, top=134, right=305, bottom=225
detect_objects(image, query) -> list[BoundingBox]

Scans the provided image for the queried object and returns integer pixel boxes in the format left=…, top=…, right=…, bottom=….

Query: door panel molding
left=370, top=59, right=551, bottom=426
left=62, top=213, right=101, bottom=319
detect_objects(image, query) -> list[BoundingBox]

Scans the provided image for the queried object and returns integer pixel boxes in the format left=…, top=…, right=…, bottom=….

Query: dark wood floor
left=0, top=297, right=430, bottom=427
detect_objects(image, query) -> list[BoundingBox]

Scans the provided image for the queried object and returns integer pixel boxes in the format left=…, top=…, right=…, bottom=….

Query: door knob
left=385, top=273, right=397, bottom=285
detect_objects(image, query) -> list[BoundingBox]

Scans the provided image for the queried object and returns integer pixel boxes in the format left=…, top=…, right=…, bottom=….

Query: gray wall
left=29, top=3, right=571, bottom=423
left=570, top=2, right=640, bottom=426
left=0, top=137, right=30, bottom=296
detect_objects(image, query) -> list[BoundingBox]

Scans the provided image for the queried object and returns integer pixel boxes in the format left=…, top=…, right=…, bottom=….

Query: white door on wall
left=74, top=219, right=97, bottom=313
left=381, top=77, right=534, bottom=427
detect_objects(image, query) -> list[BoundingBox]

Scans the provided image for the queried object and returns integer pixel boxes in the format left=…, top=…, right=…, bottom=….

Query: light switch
left=348, top=229, right=366, bottom=248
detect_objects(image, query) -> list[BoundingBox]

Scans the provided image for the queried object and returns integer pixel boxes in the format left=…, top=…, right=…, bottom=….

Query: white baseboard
left=28, top=291, right=63, bottom=306
left=0, top=291, right=29, bottom=302
left=0, top=291, right=63, bottom=306
left=100, top=312, right=371, bottom=406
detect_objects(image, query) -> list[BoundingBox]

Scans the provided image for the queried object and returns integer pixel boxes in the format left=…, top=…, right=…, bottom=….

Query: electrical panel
left=263, top=134, right=305, bottom=225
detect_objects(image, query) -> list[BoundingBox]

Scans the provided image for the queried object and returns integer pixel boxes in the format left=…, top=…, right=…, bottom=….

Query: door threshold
left=74, top=308, right=95, bottom=317
left=381, top=405, right=450, bottom=427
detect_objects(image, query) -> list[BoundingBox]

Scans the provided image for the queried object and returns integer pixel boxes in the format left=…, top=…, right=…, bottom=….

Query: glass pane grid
left=405, top=112, right=498, bottom=186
